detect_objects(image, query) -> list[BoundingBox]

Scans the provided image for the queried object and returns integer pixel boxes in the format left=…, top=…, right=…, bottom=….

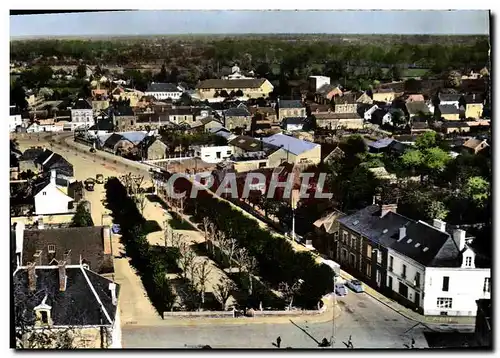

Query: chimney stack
left=63, top=250, right=71, bottom=265
left=37, top=218, right=44, bottom=230
left=380, top=203, right=398, bottom=218
left=15, top=222, right=25, bottom=257
left=28, top=262, right=36, bottom=291
left=433, top=219, right=446, bottom=232
left=50, top=169, right=57, bottom=185
left=103, top=226, right=112, bottom=255
left=109, top=282, right=117, bottom=306
left=58, top=261, right=67, bottom=292
left=399, top=226, right=406, bottom=240
left=453, top=229, right=467, bottom=251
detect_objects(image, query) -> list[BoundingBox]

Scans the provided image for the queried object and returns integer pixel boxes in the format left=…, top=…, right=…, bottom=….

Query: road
left=15, top=133, right=472, bottom=348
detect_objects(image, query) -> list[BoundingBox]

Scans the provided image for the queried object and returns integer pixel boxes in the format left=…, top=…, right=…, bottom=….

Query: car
left=90, top=147, right=96, bottom=153
left=346, top=279, right=364, bottom=293
left=334, top=283, right=348, bottom=296
left=96, top=174, right=104, bottom=184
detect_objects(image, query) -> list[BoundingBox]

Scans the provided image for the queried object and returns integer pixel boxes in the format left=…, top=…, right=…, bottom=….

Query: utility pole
left=331, top=276, right=337, bottom=349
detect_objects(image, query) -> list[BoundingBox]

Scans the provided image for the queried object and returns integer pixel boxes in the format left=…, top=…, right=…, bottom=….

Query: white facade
left=309, top=76, right=331, bottom=91
left=10, top=113, right=22, bottom=132
left=34, top=172, right=73, bottom=215
left=195, top=145, right=232, bottom=164
left=71, top=108, right=94, bottom=128
left=285, top=123, right=304, bottom=131
left=363, top=105, right=379, bottom=121
left=145, top=91, right=182, bottom=100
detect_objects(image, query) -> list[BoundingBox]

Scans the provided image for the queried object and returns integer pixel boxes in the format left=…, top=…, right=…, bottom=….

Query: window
left=389, top=256, right=394, bottom=271
left=227, top=151, right=232, bottom=155
left=259, top=162, right=266, bottom=168
left=437, top=298, right=452, bottom=309
left=216, top=152, right=221, bottom=159
left=350, top=235, right=356, bottom=249
left=387, top=276, right=393, bottom=290
left=483, top=277, right=491, bottom=293
left=377, top=250, right=382, bottom=264
left=402, top=264, right=407, bottom=279
left=42, top=191, right=47, bottom=196
left=130, top=120, right=134, bottom=126
left=465, top=257, right=472, bottom=267
left=366, top=263, right=372, bottom=277
left=48, top=245, right=56, bottom=253
left=442, top=276, right=449, bottom=292
left=367, top=245, right=372, bottom=258
left=415, top=272, right=421, bottom=287
left=40, top=311, right=49, bottom=324
left=349, top=253, right=356, bottom=267
left=342, top=231, right=348, bottom=243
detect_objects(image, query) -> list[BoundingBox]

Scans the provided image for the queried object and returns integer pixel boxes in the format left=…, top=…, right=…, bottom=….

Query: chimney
left=103, top=226, right=112, bottom=255
left=15, top=221, right=25, bottom=258
left=432, top=219, right=446, bottom=232
left=50, top=169, right=56, bottom=185
left=58, top=261, right=67, bottom=292
left=380, top=203, right=397, bottom=218
left=63, top=250, right=71, bottom=265
left=109, top=282, right=117, bottom=305
left=453, top=229, right=467, bottom=251
left=28, top=262, right=36, bottom=291
left=399, top=226, right=406, bottom=240
left=37, top=218, right=44, bottom=230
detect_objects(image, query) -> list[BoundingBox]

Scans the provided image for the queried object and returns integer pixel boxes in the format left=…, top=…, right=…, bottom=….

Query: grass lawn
left=167, top=211, right=197, bottom=230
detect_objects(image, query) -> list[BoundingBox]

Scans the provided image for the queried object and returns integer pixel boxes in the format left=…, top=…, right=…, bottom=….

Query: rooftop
left=72, top=99, right=92, bottom=110
left=196, top=78, right=266, bottom=90
left=146, top=82, right=182, bottom=93
left=279, top=100, right=304, bottom=109
left=262, top=133, right=319, bottom=156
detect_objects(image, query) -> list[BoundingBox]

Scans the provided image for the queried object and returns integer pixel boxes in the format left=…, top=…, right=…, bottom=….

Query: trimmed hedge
left=171, top=177, right=334, bottom=309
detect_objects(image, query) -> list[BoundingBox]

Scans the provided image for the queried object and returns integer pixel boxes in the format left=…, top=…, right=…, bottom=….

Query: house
left=91, top=100, right=110, bottom=113
left=168, top=108, right=196, bottom=126
left=405, top=94, right=425, bottom=103
left=311, top=210, right=346, bottom=257
left=229, top=135, right=276, bottom=156
left=193, top=145, right=233, bottom=164
left=314, top=83, right=342, bottom=104
left=200, top=116, right=224, bottom=133
left=441, top=121, right=470, bottom=134
left=262, top=133, right=321, bottom=167
left=13, top=263, right=121, bottom=348
left=14, top=222, right=114, bottom=274
left=308, top=76, right=331, bottom=92
left=474, top=299, right=492, bottom=347
left=33, top=170, right=74, bottom=215
left=410, top=120, right=431, bottom=134
left=277, top=100, right=306, bottom=121
left=87, top=120, right=114, bottom=137
left=135, top=112, right=171, bottom=130
left=223, top=106, right=252, bottom=131
left=111, top=106, right=137, bottom=132
left=249, top=106, right=278, bottom=123
left=372, top=88, right=398, bottom=103
left=33, top=150, right=74, bottom=177
left=370, top=109, right=392, bottom=126
left=18, top=148, right=45, bottom=173
left=323, top=146, right=345, bottom=164
left=363, top=105, right=379, bottom=121
left=463, top=94, right=484, bottom=119
left=70, top=99, right=94, bottom=129
left=10, top=106, right=23, bottom=132
left=145, top=83, right=183, bottom=101
left=99, top=133, right=134, bottom=155
left=333, top=93, right=358, bottom=114
left=438, top=93, right=461, bottom=108
left=439, top=105, right=461, bottom=121
left=315, top=112, right=364, bottom=130
left=111, top=86, right=144, bottom=107
left=195, top=78, right=274, bottom=100
left=387, top=219, right=490, bottom=316
left=138, top=136, right=167, bottom=160
left=461, top=138, right=490, bottom=155
left=281, top=117, right=306, bottom=131
left=356, top=92, right=374, bottom=105
left=405, top=101, right=431, bottom=119
left=228, top=136, right=278, bottom=172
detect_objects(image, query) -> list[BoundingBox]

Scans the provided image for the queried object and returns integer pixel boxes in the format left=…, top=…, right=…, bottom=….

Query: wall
left=146, top=140, right=167, bottom=160
left=198, top=146, right=232, bottom=164
left=278, top=108, right=306, bottom=120
left=34, top=183, right=73, bottom=215
left=114, top=116, right=138, bottom=132
left=197, top=80, right=274, bottom=100
left=71, top=109, right=94, bottom=124
left=10, top=114, right=22, bottom=132
left=372, top=92, right=396, bottom=103
left=11, top=213, right=75, bottom=226
left=465, top=103, right=483, bottom=119
left=225, top=116, right=252, bottom=131
left=145, top=91, right=181, bottom=100
left=233, top=159, right=268, bottom=172
left=423, top=267, right=491, bottom=316
left=442, top=113, right=460, bottom=121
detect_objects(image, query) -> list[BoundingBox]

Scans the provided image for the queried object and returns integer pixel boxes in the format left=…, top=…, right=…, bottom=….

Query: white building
left=387, top=219, right=491, bottom=317
left=10, top=106, right=23, bottom=132
left=193, top=145, right=233, bottom=164
left=33, top=170, right=74, bottom=215
left=145, top=83, right=183, bottom=101
left=309, top=76, right=331, bottom=92
left=71, top=99, right=94, bottom=129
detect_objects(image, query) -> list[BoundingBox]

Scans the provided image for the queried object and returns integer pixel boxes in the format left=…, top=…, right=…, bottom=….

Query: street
left=14, top=133, right=474, bottom=348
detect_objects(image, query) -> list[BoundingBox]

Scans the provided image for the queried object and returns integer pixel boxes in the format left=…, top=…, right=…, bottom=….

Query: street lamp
left=330, top=275, right=337, bottom=349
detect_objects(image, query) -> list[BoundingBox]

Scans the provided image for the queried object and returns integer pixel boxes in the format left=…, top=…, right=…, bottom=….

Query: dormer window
left=34, top=295, right=52, bottom=327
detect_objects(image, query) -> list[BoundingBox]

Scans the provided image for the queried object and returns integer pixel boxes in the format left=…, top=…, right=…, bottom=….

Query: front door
left=387, top=276, right=393, bottom=290
left=414, top=292, right=420, bottom=307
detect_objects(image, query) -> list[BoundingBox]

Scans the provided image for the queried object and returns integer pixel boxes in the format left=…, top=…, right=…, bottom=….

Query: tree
left=193, top=259, right=213, bottom=307
left=236, top=247, right=258, bottom=295
left=38, top=87, right=54, bottom=100
left=387, top=65, right=402, bottom=81
left=415, top=131, right=438, bottom=150
left=153, top=271, right=177, bottom=314
left=163, top=225, right=184, bottom=249
left=339, top=134, right=367, bottom=158
left=10, top=81, right=28, bottom=110
left=235, top=89, right=244, bottom=97
left=422, top=147, right=451, bottom=172
left=202, top=217, right=212, bottom=251
left=400, top=149, right=424, bottom=175
left=70, top=201, right=94, bottom=227
left=391, top=109, right=407, bottom=128
left=212, top=277, right=235, bottom=311
left=278, top=281, right=302, bottom=310
left=36, top=65, right=54, bottom=87
left=178, top=241, right=196, bottom=280
left=169, top=66, right=180, bottom=83
left=158, top=64, right=168, bottom=82
left=76, top=64, right=87, bottom=79
left=463, top=176, right=490, bottom=209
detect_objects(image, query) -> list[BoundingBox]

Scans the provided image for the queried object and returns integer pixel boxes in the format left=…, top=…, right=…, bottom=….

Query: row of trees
left=166, top=176, right=335, bottom=309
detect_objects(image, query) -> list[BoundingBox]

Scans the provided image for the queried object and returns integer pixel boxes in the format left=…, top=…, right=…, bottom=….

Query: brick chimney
left=58, top=261, right=67, bottom=292
left=380, top=203, right=398, bottom=218
left=399, top=226, right=406, bottom=240
left=109, top=282, right=117, bottom=306
left=453, top=229, right=467, bottom=251
left=102, top=226, right=112, bottom=255
left=37, top=218, right=44, bottom=230
left=433, top=219, right=446, bottom=232
left=28, top=262, right=36, bottom=291
left=50, top=169, right=57, bottom=185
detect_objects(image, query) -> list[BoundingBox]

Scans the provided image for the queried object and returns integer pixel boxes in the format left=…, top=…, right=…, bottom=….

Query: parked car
left=90, top=147, right=96, bottom=153
left=334, top=283, right=348, bottom=296
left=96, top=174, right=104, bottom=184
left=346, top=280, right=364, bottom=293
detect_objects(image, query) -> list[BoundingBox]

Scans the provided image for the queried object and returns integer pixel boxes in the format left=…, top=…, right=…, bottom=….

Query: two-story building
left=70, top=99, right=94, bottom=130
left=223, top=106, right=252, bottom=131
left=10, top=106, right=23, bottom=132
left=277, top=100, right=306, bottom=121
left=111, top=106, right=138, bottom=132
left=463, top=94, right=484, bottom=119
left=196, top=78, right=274, bottom=100
left=145, top=83, right=183, bottom=101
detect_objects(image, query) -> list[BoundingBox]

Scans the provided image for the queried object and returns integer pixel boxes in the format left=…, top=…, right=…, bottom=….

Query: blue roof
left=262, top=134, right=319, bottom=156
left=119, top=131, right=148, bottom=143
left=369, top=138, right=394, bottom=149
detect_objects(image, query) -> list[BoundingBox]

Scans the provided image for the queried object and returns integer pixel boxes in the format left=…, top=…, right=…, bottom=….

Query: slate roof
left=34, top=149, right=54, bottom=166
left=439, top=93, right=461, bottom=102
left=136, top=113, right=170, bottom=124
left=279, top=100, right=304, bottom=109
left=201, top=116, right=222, bottom=125
left=411, top=121, right=429, bottom=130
left=72, top=99, right=92, bottom=110
left=42, top=153, right=74, bottom=177
left=262, top=134, right=319, bottom=156
left=439, top=104, right=461, bottom=115
left=315, top=112, right=362, bottom=120
left=282, top=117, right=306, bottom=126
left=462, top=138, right=488, bottom=150
left=316, top=84, right=339, bottom=95
left=19, top=148, right=44, bottom=162
left=120, top=131, right=148, bottom=143
left=368, top=138, right=394, bottom=150
left=229, top=136, right=278, bottom=153
left=21, top=226, right=112, bottom=274
left=196, top=78, right=266, bottom=90
left=103, top=133, right=125, bottom=149
left=224, top=107, right=251, bottom=117
left=406, top=101, right=431, bottom=115
left=13, top=266, right=119, bottom=327
left=89, top=120, right=114, bottom=131
left=110, top=106, right=135, bottom=117
left=463, top=93, right=484, bottom=104
left=146, top=83, right=181, bottom=92
left=68, top=181, right=84, bottom=202
left=338, top=205, right=410, bottom=247
left=371, top=109, right=390, bottom=123
left=442, top=121, right=470, bottom=129
left=335, top=93, right=358, bottom=105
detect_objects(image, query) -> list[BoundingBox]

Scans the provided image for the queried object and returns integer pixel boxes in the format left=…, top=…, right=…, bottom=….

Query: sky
left=10, top=10, right=490, bottom=38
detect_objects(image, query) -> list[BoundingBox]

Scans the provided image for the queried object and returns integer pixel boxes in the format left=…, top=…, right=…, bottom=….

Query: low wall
left=11, top=213, right=75, bottom=226
left=163, top=311, right=234, bottom=319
